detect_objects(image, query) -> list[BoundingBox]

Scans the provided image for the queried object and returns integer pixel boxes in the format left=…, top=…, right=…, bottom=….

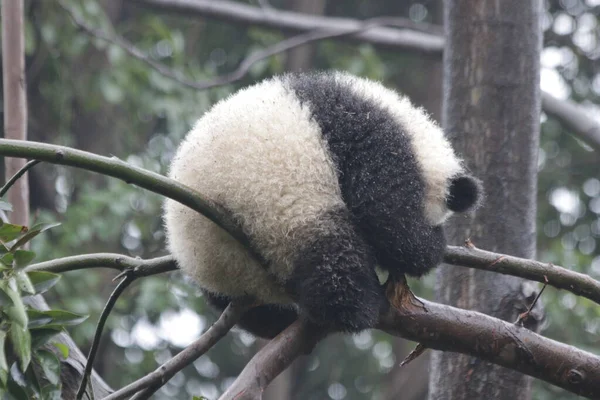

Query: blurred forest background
left=0, top=0, right=599, bottom=399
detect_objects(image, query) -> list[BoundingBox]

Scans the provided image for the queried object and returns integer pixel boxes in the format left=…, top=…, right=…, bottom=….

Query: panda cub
left=163, top=71, right=481, bottom=338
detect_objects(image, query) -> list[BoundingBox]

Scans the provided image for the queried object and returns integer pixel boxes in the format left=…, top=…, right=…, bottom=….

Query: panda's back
left=163, top=72, right=463, bottom=305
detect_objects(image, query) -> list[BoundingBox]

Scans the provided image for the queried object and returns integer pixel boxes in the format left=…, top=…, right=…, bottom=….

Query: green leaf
left=0, top=331, right=8, bottom=372
left=35, top=350, right=60, bottom=385
left=40, top=386, right=63, bottom=400
left=0, top=223, right=28, bottom=242
left=27, top=271, right=61, bottom=295
left=0, top=287, right=14, bottom=308
left=9, top=223, right=60, bottom=252
left=4, top=375, right=29, bottom=400
left=0, top=243, right=9, bottom=255
left=9, top=325, right=31, bottom=371
left=26, top=311, right=53, bottom=329
left=30, top=329, right=61, bottom=350
left=15, top=272, right=35, bottom=295
left=27, top=309, right=88, bottom=330
left=0, top=253, right=14, bottom=268
left=13, top=251, right=35, bottom=269
left=0, top=283, right=28, bottom=327
left=53, top=342, right=69, bottom=359
left=8, top=363, right=26, bottom=388
left=0, top=200, right=12, bottom=212
left=0, top=367, right=6, bottom=388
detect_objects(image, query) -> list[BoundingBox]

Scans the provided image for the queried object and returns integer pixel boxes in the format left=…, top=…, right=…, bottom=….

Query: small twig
left=104, top=302, right=251, bottom=400
left=515, top=276, right=548, bottom=326
left=399, top=343, right=427, bottom=367
left=76, top=273, right=135, bottom=400
left=0, top=159, right=40, bottom=197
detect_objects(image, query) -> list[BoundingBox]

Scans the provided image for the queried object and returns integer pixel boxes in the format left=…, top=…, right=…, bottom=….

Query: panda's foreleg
left=285, top=212, right=386, bottom=333
left=202, top=290, right=298, bottom=339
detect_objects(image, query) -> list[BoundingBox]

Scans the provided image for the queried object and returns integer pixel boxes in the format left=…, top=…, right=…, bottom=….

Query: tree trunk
left=283, top=0, right=327, bottom=72
left=2, top=0, right=29, bottom=227
left=429, top=1, right=543, bottom=399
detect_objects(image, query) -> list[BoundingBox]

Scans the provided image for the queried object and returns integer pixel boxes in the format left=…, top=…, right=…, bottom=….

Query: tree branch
left=219, top=319, right=327, bottom=400
left=0, top=138, right=256, bottom=258
left=444, top=245, right=600, bottom=305
left=378, top=297, right=600, bottom=398
left=76, top=275, right=135, bottom=400
left=223, top=295, right=600, bottom=400
left=104, top=302, right=251, bottom=400
left=60, top=1, right=438, bottom=92
left=127, top=0, right=600, bottom=153
left=25, top=246, right=600, bottom=307
left=542, top=92, right=600, bottom=152
left=127, top=0, right=445, bottom=53
left=25, top=253, right=177, bottom=276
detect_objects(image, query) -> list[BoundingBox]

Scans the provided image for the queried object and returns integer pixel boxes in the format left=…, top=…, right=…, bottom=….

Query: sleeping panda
left=163, top=71, right=481, bottom=338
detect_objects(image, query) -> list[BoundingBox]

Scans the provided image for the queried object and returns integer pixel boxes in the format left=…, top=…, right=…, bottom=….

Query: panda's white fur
left=164, top=77, right=344, bottom=304
left=163, top=71, right=477, bottom=335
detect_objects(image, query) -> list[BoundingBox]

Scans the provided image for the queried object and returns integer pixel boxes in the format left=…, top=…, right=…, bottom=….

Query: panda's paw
left=289, top=250, right=386, bottom=332
left=307, top=289, right=384, bottom=333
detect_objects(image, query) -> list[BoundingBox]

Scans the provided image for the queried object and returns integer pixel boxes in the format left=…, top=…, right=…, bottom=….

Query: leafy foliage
left=0, top=208, right=84, bottom=399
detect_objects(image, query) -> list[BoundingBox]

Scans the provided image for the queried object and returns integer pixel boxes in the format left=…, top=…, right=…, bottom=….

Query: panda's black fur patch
left=288, top=73, right=446, bottom=281
left=286, top=208, right=386, bottom=332
left=203, top=291, right=298, bottom=339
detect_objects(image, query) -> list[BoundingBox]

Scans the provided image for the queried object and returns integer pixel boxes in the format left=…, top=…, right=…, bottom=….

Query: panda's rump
left=164, top=78, right=344, bottom=303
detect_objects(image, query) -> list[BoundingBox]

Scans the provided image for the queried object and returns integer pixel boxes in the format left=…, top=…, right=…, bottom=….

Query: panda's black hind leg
left=202, top=291, right=298, bottom=339
left=286, top=211, right=386, bottom=333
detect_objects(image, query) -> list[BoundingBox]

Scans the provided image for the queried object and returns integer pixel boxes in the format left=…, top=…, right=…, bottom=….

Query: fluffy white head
left=334, top=72, right=465, bottom=225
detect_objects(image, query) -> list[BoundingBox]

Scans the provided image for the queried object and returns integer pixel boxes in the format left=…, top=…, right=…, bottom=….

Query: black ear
left=447, top=175, right=482, bottom=213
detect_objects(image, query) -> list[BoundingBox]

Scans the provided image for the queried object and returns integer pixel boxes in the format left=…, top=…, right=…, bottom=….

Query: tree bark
left=2, top=0, right=29, bottom=227
left=430, top=1, right=543, bottom=399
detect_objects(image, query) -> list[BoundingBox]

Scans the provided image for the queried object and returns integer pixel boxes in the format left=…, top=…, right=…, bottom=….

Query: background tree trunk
left=2, top=0, right=29, bottom=227
left=430, top=1, right=543, bottom=399
left=283, top=0, right=327, bottom=72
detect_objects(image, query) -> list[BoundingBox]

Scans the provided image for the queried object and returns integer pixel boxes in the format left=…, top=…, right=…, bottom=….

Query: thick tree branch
left=444, top=245, right=600, bottom=305
left=104, top=302, right=251, bottom=400
left=224, top=296, right=600, bottom=400
left=127, top=0, right=600, bottom=153
left=378, top=298, right=600, bottom=398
